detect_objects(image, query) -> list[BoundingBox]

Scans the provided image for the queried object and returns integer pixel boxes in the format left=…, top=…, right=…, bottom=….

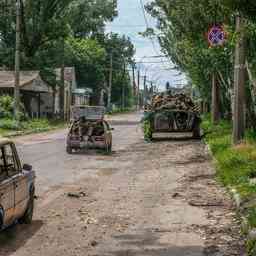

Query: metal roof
left=0, top=71, right=51, bottom=93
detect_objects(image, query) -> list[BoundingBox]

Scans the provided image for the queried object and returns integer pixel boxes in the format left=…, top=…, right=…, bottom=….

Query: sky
left=106, top=0, right=186, bottom=90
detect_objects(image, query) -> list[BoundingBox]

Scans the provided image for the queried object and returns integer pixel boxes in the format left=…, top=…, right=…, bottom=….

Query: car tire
left=66, top=146, right=72, bottom=154
left=0, top=208, right=3, bottom=230
left=106, top=142, right=112, bottom=154
left=19, top=192, right=34, bottom=224
left=192, top=127, right=201, bottom=139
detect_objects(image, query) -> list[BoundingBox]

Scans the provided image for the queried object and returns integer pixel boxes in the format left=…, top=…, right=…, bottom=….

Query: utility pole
left=122, top=61, right=126, bottom=110
left=233, top=15, right=246, bottom=144
left=132, top=64, right=136, bottom=97
left=143, top=75, right=147, bottom=106
left=211, top=73, right=220, bottom=124
left=107, top=52, right=113, bottom=111
left=137, top=69, right=140, bottom=109
left=60, top=38, right=65, bottom=120
left=14, top=0, right=21, bottom=120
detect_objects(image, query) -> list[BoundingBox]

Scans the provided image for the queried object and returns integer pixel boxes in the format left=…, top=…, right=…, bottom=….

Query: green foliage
left=0, top=118, right=21, bottom=130
left=69, top=0, right=117, bottom=38
left=202, top=116, right=256, bottom=196
left=0, top=1, right=135, bottom=109
left=0, top=95, right=27, bottom=120
left=0, top=117, right=65, bottom=135
left=146, top=0, right=256, bottom=120
left=142, top=112, right=155, bottom=141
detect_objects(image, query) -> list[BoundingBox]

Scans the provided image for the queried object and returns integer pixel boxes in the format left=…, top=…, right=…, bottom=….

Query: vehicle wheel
left=192, top=127, right=201, bottom=139
left=66, top=146, right=72, bottom=154
left=106, top=142, right=112, bottom=154
left=19, top=192, right=34, bottom=224
left=0, top=208, right=3, bottom=230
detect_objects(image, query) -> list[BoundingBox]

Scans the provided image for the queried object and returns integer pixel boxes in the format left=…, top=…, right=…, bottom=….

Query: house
left=73, top=88, right=92, bottom=106
left=0, top=71, right=52, bottom=117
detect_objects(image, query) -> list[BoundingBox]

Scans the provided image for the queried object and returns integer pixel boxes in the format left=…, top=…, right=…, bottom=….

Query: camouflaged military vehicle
left=143, top=92, right=201, bottom=141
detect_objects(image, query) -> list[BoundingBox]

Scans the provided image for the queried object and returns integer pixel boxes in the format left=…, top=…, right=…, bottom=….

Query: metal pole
left=14, top=0, right=21, bottom=120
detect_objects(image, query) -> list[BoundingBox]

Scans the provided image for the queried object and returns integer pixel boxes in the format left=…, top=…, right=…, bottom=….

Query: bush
left=0, top=118, right=22, bottom=130
left=0, top=95, right=27, bottom=120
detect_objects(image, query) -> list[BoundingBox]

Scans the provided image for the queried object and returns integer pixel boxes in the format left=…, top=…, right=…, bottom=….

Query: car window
left=1, top=144, right=19, bottom=177
left=0, top=147, right=8, bottom=181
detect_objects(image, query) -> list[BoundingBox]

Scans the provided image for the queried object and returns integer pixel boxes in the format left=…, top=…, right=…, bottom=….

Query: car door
left=0, top=145, right=15, bottom=226
left=3, top=143, right=28, bottom=219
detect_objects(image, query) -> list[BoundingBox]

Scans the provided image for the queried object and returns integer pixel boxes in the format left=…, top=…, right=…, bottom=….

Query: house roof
left=73, top=88, right=93, bottom=95
left=0, top=71, right=39, bottom=89
left=0, top=71, right=51, bottom=93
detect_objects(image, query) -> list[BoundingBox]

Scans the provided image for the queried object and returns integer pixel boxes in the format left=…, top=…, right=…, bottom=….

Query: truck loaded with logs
left=143, top=91, right=201, bottom=141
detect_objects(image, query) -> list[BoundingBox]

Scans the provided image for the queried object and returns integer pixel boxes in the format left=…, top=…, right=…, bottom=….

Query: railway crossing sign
left=207, top=25, right=225, bottom=47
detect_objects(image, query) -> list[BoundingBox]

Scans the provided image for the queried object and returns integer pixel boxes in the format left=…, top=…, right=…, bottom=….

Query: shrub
left=0, top=95, right=27, bottom=120
left=0, top=118, right=22, bottom=130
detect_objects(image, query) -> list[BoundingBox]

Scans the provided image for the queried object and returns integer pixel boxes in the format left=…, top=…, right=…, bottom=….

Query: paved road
left=0, top=112, right=245, bottom=256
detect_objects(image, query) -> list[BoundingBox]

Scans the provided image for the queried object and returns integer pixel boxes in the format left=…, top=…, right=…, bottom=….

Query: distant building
left=73, top=88, right=92, bottom=106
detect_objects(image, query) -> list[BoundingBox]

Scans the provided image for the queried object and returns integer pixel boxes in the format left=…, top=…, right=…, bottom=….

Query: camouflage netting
left=145, top=92, right=200, bottom=113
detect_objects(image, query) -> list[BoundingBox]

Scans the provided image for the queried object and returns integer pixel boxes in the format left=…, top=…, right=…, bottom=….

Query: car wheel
left=66, top=146, right=72, bottom=154
left=0, top=208, right=3, bottom=230
left=106, top=142, right=112, bottom=154
left=19, top=193, right=34, bottom=224
left=192, top=127, right=201, bottom=139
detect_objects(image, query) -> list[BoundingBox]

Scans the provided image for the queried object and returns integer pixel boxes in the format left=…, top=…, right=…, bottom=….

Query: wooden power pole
left=14, top=0, right=21, bottom=120
left=107, top=52, right=113, bottom=111
left=137, top=69, right=140, bottom=109
left=143, top=75, right=147, bottom=106
left=211, top=73, right=220, bottom=124
left=233, top=15, right=246, bottom=144
left=132, top=64, right=136, bottom=97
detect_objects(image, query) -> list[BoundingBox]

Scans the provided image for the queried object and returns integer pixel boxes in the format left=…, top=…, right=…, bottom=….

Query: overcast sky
left=106, top=0, right=186, bottom=90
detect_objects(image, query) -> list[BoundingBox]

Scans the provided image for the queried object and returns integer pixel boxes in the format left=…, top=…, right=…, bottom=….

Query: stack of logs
left=145, top=92, right=200, bottom=113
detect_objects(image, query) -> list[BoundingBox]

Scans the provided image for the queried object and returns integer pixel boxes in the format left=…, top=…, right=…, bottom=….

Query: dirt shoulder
left=0, top=114, right=245, bottom=256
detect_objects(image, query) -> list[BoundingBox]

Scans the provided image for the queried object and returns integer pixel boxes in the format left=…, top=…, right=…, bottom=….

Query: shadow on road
left=100, top=230, right=205, bottom=256
left=70, top=149, right=116, bottom=157
left=0, top=220, right=43, bottom=256
left=152, top=136, right=201, bottom=142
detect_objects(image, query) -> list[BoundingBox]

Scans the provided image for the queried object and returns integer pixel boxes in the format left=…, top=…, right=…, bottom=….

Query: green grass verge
left=202, top=115, right=256, bottom=197
left=202, top=115, right=256, bottom=254
left=0, top=118, right=66, bottom=137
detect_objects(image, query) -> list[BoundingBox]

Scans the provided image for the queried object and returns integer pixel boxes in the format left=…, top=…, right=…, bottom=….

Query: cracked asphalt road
left=0, top=112, right=245, bottom=256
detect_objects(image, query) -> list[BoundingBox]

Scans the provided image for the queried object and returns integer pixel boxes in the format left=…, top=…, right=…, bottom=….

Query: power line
left=137, top=55, right=167, bottom=58
left=106, top=25, right=146, bottom=28
left=136, top=61, right=171, bottom=64
left=138, top=0, right=173, bottom=71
